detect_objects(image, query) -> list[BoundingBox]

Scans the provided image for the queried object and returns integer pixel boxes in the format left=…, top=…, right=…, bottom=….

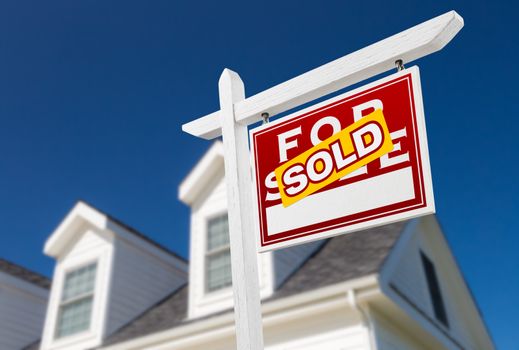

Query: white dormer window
left=56, top=262, right=97, bottom=339
left=206, top=214, right=232, bottom=292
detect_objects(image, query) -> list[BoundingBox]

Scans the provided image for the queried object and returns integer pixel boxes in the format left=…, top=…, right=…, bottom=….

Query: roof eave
left=178, top=141, right=224, bottom=205
left=100, top=274, right=379, bottom=350
left=44, top=201, right=108, bottom=258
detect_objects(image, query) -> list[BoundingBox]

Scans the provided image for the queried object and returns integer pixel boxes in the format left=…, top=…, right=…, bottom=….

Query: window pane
left=207, top=215, right=229, bottom=251
left=56, top=297, right=93, bottom=338
left=206, top=250, right=232, bottom=292
left=56, top=263, right=97, bottom=339
left=62, top=263, right=97, bottom=301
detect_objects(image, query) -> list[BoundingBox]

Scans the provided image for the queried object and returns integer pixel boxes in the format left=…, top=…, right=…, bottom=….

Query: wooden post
left=219, top=69, right=265, bottom=350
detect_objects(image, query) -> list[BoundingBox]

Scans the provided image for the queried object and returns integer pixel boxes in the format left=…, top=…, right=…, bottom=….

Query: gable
left=60, top=227, right=113, bottom=263
left=380, top=216, right=494, bottom=350
left=179, top=141, right=225, bottom=206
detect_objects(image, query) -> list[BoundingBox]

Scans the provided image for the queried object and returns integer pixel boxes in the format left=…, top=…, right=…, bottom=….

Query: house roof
left=100, top=221, right=406, bottom=348
left=44, top=200, right=187, bottom=264
left=0, top=258, right=51, bottom=289
left=89, top=202, right=188, bottom=264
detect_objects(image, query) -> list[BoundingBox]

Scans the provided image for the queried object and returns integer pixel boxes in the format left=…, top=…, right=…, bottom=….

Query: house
left=19, top=141, right=493, bottom=350
left=0, top=258, right=49, bottom=349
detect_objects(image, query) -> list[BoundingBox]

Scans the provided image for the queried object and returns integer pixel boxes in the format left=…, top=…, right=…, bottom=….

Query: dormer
left=179, top=142, right=321, bottom=319
left=40, top=202, right=188, bottom=350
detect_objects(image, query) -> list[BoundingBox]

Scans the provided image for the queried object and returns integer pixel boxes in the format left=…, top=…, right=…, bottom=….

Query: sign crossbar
left=183, top=10, right=463, bottom=139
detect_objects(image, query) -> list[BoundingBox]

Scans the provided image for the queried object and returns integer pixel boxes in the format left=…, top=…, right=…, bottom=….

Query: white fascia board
left=44, top=201, right=108, bottom=258
left=178, top=141, right=224, bottom=205
left=99, top=274, right=378, bottom=350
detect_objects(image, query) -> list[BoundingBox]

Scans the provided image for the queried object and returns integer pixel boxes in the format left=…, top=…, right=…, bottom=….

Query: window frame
left=54, top=261, right=98, bottom=339
left=204, top=213, right=232, bottom=293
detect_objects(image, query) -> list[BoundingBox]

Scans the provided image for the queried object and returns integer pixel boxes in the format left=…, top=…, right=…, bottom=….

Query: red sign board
left=250, top=67, right=434, bottom=252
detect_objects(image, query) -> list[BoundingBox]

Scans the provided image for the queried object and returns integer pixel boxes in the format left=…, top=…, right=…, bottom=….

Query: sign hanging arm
left=183, top=10, right=463, bottom=139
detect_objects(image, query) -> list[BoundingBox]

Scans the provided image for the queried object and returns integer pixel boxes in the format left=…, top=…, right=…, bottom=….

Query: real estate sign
left=250, top=67, right=435, bottom=252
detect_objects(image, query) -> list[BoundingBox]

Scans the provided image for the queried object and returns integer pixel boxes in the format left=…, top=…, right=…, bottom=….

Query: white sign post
left=182, top=11, right=463, bottom=350
left=219, top=69, right=264, bottom=350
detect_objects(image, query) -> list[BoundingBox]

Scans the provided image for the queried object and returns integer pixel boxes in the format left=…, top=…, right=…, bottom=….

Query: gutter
left=100, top=274, right=379, bottom=350
left=347, top=289, right=378, bottom=350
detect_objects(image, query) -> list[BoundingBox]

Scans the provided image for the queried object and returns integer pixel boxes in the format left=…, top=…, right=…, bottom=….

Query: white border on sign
left=250, top=66, right=435, bottom=253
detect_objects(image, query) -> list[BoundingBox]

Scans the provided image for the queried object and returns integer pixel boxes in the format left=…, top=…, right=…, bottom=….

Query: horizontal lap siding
left=389, top=234, right=431, bottom=314
left=106, top=238, right=186, bottom=335
left=64, top=230, right=108, bottom=260
left=385, top=222, right=474, bottom=350
left=0, top=283, right=47, bottom=350
left=266, top=308, right=367, bottom=350
left=145, top=305, right=368, bottom=350
left=373, top=310, right=434, bottom=350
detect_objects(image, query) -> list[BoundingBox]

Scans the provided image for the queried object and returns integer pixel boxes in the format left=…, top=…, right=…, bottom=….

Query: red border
left=252, top=73, right=427, bottom=248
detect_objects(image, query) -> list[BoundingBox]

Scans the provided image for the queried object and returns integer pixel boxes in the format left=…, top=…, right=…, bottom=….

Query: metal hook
left=395, top=59, right=405, bottom=72
left=261, top=112, right=270, bottom=124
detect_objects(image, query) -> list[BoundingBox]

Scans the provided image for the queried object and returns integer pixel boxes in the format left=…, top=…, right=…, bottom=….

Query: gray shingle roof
left=0, top=258, right=51, bottom=289
left=101, top=221, right=406, bottom=348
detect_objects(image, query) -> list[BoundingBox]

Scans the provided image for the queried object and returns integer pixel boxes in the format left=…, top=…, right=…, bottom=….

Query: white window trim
left=204, top=213, right=232, bottom=294
left=54, top=260, right=98, bottom=340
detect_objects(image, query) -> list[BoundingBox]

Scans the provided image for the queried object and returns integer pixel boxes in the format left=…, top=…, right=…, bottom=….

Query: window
left=420, top=251, right=449, bottom=328
left=206, top=215, right=232, bottom=292
left=55, top=263, right=97, bottom=338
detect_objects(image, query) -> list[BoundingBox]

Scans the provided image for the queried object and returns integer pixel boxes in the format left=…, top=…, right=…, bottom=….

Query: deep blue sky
left=0, top=1, right=516, bottom=348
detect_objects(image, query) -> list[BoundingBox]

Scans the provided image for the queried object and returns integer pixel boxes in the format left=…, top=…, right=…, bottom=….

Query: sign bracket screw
left=395, top=59, right=405, bottom=71
left=261, top=112, right=270, bottom=124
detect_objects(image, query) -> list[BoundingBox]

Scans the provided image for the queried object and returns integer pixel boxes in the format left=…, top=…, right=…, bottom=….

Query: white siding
left=0, top=273, right=48, bottom=350
left=266, top=307, right=369, bottom=350
left=381, top=218, right=484, bottom=350
left=373, top=312, right=432, bottom=350
left=136, top=304, right=370, bottom=350
left=106, top=237, right=187, bottom=335
left=42, top=207, right=188, bottom=350
left=63, top=230, right=109, bottom=260
left=387, top=232, right=431, bottom=313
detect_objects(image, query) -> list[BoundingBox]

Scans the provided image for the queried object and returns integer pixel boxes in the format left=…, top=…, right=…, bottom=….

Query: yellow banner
left=275, top=109, right=393, bottom=207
